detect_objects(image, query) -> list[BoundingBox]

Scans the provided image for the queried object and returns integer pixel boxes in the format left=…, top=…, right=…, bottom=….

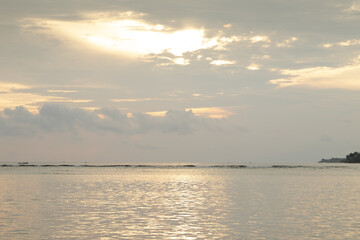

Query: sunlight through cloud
left=322, top=39, right=360, bottom=48
left=270, top=57, right=360, bottom=90
left=112, top=98, right=154, bottom=102
left=251, top=36, right=270, bottom=43
left=277, top=37, right=298, bottom=48
left=23, top=13, right=272, bottom=67
left=210, top=60, right=236, bottom=66
left=247, top=63, right=260, bottom=71
left=27, top=17, right=219, bottom=57
left=146, top=107, right=233, bottom=119
left=187, top=107, right=233, bottom=119
left=0, top=82, right=30, bottom=92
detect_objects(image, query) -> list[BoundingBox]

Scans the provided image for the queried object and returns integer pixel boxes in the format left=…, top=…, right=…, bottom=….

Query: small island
left=319, top=158, right=345, bottom=163
left=342, top=152, right=360, bottom=163
left=319, top=152, right=360, bottom=163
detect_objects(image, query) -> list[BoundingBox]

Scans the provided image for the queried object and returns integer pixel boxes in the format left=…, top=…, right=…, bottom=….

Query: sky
left=1, top=0, right=360, bottom=163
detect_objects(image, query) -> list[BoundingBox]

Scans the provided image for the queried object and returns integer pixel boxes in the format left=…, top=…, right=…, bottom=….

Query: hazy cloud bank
left=270, top=55, right=360, bottom=90
left=0, top=104, right=231, bottom=137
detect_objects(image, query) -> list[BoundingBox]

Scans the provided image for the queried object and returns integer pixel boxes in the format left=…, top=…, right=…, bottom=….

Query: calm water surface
left=0, top=164, right=359, bottom=239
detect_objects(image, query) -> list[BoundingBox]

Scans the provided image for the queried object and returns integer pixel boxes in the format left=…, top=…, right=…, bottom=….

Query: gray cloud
left=0, top=104, right=228, bottom=137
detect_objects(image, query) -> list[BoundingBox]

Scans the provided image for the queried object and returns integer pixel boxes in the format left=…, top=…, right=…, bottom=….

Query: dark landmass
left=319, top=158, right=345, bottom=163
left=210, top=165, right=246, bottom=168
left=0, top=164, right=349, bottom=169
left=341, top=152, right=360, bottom=163
left=271, top=165, right=346, bottom=169
left=320, top=152, right=360, bottom=163
left=272, top=165, right=312, bottom=168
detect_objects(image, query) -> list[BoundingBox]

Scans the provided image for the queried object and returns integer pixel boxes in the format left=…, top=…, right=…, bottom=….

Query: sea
left=0, top=163, right=359, bottom=239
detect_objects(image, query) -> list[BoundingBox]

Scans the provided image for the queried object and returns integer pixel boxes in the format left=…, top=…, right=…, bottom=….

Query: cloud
left=0, top=104, right=232, bottom=137
left=21, top=12, right=274, bottom=67
left=47, top=90, right=78, bottom=93
left=146, top=107, right=234, bottom=119
left=247, top=63, right=261, bottom=71
left=346, top=1, right=360, bottom=12
left=270, top=56, right=360, bottom=90
left=23, top=15, right=220, bottom=57
left=276, top=37, right=298, bottom=48
left=0, top=82, right=95, bottom=112
left=322, top=39, right=360, bottom=48
left=0, top=82, right=29, bottom=92
left=250, top=35, right=270, bottom=44
left=186, top=107, right=233, bottom=119
left=0, top=106, right=37, bottom=136
left=0, top=92, right=63, bottom=113
left=210, top=59, right=236, bottom=66
left=111, top=98, right=155, bottom=102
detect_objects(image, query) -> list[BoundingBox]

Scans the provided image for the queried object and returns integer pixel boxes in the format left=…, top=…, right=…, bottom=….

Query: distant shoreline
left=318, top=158, right=345, bottom=163
left=320, top=152, right=360, bottom=163
left=0, top=163, right=351, bottom=169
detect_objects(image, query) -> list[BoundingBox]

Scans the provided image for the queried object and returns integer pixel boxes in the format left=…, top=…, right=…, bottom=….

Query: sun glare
left=36, top=18, right=219, bottom=57
left=187, top=107, right=233, bottom=119
left=247, top=63, right=260, bottom=70
left=210, top=60, right=235, bottom=66
left=23, top=14, right=273, bottom=67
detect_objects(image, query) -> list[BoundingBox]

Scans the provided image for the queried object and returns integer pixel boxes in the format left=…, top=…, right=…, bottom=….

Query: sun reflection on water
left=0, top=166, right=360, bottom=239
left=0, top=168, right=230, bottom=239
